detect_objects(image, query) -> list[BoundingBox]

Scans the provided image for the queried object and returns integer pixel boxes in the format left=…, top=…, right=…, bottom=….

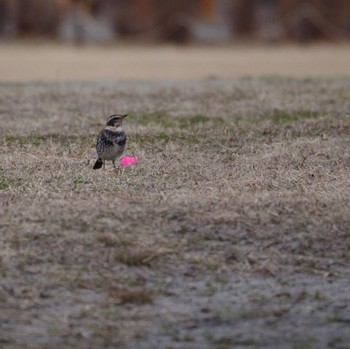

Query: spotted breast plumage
left=93, top=114, right=127, bottom=170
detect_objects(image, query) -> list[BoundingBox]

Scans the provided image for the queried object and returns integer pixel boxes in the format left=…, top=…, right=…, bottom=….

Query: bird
left=93, top=114, right=127, bottom=170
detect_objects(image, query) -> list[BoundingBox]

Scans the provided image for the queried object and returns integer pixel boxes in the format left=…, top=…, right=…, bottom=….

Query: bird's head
left=106, top=114, right=128, bottom=127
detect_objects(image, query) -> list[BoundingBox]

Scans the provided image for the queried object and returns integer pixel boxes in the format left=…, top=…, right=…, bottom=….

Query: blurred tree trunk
left=231, top=0, right=256, bottom=36
left=16, top=0, right=64, bottom=37
left=199, top=0, right=215, bottom=19
left=153, top=0, right=193, bottom=43
left=0, top=0, right=19, bottom=37
left=329, top=0, right=350, bottom=34
left=278, top=0, right=349, bottom=42
left=134, top=0, right=153, bottom=22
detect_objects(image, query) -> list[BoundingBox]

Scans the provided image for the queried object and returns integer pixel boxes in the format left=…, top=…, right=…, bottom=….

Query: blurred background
left=1, top=0, right=350, bottom=81
left=1, top=0, right=350, bottom=44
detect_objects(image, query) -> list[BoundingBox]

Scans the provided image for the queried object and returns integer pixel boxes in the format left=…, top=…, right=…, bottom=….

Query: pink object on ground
left=121, top=156, right=139, bottom=167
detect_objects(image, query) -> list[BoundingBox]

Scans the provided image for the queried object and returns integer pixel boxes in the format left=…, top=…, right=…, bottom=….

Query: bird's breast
left=97, top=142, right=125, bottom=160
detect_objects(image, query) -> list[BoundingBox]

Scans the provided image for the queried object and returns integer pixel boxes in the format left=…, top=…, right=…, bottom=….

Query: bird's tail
left=93, top=158, right=103, bottom=170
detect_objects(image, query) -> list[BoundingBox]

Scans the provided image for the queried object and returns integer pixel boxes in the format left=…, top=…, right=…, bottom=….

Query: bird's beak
left=122, top=114, right=128, bottom=119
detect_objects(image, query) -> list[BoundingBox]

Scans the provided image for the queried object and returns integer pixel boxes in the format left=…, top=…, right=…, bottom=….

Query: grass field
left=1, top=77, right=350, bottom=348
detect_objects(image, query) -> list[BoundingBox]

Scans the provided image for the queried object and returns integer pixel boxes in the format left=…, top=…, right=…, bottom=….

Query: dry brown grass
left=0, top=78, right=350, bottom=348
left=106, top=287, right=154, bottom=305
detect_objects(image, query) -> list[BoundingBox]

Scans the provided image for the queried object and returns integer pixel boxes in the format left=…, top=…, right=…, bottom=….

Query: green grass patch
left=265, top=111, right=321, bottom=123
left=327, top=314, right=350, bottom=323
left=292, top=338, right=317, bottom=349
left=3, top=134, right=95, bottom=147
left=0, top=172, right=23, bottom=190
left=131, top=131, right=200, bottom=145
left=133, top=111, right=173, bottom=127
left=73, top=176, right=89, bottom=185
left=0, top=174, right=10, bottom=190
left=177, top=114, right=212, bottom=128
left=134, top=112, right=216, bottom=129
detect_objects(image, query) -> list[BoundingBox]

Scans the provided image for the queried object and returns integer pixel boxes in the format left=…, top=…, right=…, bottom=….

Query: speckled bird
left=93, top=114, right=127, bottom=170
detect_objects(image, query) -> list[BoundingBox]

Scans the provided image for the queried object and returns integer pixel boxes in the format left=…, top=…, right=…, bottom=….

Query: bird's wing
left=96, top=129, right=104, bottom=144
left=100, top=129, right=126, bottom=146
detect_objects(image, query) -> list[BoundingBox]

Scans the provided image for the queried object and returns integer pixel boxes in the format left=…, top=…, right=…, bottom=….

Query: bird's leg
left=112, top=160, right=117, bottom=170
left=103, top=160, right=105, bottom=170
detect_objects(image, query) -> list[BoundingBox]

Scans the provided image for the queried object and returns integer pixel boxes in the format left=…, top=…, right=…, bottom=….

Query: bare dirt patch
left=0, top=78, right=350, bottom=348
left=1, top=43, right=350, bottom=82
